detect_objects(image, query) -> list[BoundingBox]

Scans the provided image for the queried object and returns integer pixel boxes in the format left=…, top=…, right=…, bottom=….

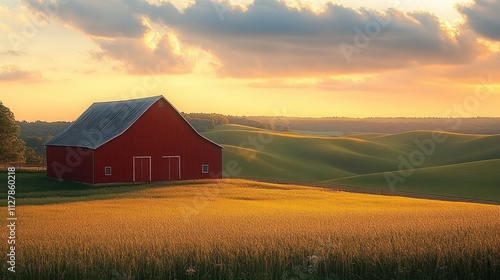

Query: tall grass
left=4, top=180, right=499, bottom=279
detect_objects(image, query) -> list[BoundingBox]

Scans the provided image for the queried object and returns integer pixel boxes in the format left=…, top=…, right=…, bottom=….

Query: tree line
left=183, top=113, right=291, bottom=132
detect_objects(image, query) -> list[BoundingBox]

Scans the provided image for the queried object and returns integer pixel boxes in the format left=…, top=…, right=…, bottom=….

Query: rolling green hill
left=203, top=124, right=500, bottom=201
left=328, top=159, right=500, bottom=201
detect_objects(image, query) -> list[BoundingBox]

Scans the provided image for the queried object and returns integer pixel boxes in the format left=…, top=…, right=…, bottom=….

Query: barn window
left=202, top=164, right=209, bottom=174
left=105, top=166, right=112, bottom=176
left=158, top=101, right=164, bottom=107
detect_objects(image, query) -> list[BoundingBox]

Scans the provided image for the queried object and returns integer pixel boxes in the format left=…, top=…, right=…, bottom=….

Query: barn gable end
left=45, top=95, right=223, bottom=184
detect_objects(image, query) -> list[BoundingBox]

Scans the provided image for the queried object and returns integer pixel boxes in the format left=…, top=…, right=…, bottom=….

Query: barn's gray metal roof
left=44, top=95, right=223, bottom=149
left=44, top=96, right=161, bottom=149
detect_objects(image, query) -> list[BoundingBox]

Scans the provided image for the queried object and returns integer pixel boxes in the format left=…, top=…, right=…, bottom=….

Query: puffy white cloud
left=91, top=34, right=192, bottom=74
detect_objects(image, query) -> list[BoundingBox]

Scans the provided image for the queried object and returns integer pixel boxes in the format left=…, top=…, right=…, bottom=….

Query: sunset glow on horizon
left=1, top=0, right=499, bottom=121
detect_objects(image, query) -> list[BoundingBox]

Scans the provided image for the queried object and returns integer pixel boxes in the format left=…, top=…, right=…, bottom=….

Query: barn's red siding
left=46, top=146, right=94, bottom=183
left=93, top=100, right=222, bottom=184
left=46, top=97, right=222, bottom=184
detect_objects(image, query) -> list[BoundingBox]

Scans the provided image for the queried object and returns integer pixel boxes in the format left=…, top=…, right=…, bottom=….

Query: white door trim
left=133, top=156, right=152, bottom=182
left=162, top=156, right=181, bottom=179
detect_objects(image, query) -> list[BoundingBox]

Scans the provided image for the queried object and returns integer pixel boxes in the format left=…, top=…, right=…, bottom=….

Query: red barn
left=45, top=95, right=223, bottom=184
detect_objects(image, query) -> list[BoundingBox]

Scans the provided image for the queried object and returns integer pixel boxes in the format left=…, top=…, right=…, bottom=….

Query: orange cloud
left=24, top=0, right=487, bottom=79
left=0, top=64, right=42, bottom=82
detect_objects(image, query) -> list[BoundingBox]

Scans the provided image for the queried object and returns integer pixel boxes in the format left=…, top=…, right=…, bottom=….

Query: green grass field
left=203, top=125, right=500, bottom=202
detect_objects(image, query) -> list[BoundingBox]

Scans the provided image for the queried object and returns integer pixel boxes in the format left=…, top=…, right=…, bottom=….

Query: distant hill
left=17, top=121, right=71, bottom=139
left=252, top=117, right=500, bottom=135
left=203, top=124, right=500, bottom=201
left=17, top=121, right=72, bottom=158
left=18, top=117, right=500, bottom=138
left=17, top=117, right=500, bottom=162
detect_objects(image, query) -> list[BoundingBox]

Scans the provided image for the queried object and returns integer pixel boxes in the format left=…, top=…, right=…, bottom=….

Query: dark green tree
left=24, top=135, right=50, bottom=156
left=0, top=101, right=26, bottom=163
left=25, top=147, right=44, bottom=164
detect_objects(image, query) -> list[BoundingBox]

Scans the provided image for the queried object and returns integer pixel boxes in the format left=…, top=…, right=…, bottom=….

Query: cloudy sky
left=1, top=0, right=499, bottom=121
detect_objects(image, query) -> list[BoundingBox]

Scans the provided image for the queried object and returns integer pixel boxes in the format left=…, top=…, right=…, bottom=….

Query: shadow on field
left=0, top=171, right=214, bottom=206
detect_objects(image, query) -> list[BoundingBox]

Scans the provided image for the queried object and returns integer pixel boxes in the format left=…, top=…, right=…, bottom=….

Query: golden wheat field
left=8, top=180, right=500, bottom=279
